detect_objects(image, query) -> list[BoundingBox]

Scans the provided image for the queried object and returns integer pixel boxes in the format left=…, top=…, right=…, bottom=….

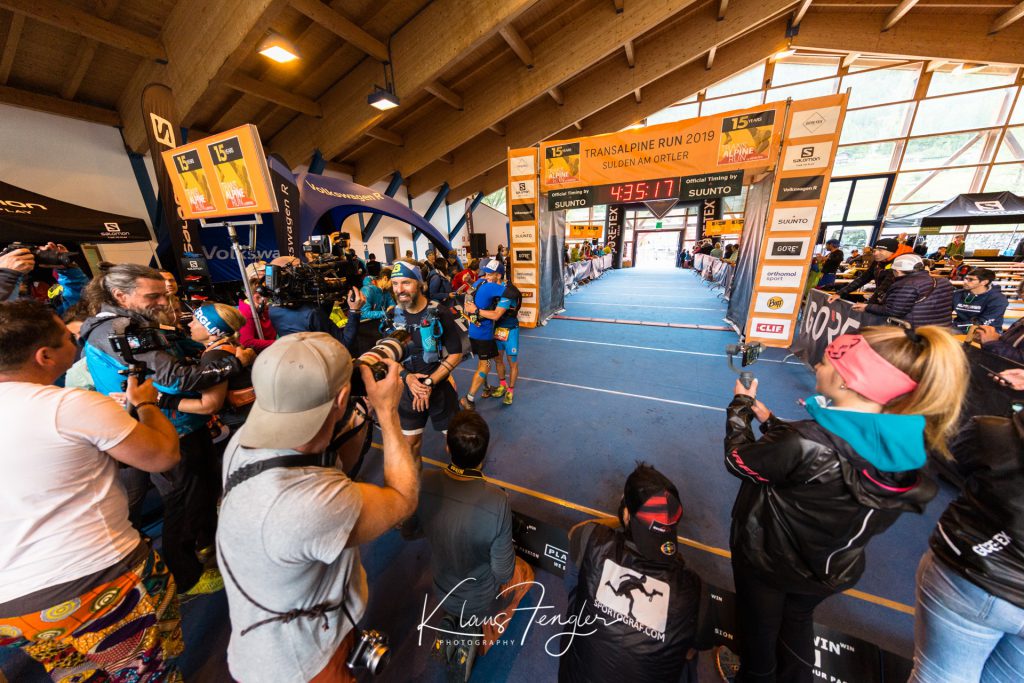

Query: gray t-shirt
left=218, top=433, right=366, bottom=683
left=409, top=469, right=515, bottom=618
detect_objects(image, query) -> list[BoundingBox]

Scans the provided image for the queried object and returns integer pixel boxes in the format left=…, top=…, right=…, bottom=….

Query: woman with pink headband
left=723, top=325, right=968, bottom=683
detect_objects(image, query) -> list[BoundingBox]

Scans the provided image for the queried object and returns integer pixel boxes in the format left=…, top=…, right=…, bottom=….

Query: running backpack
left=386, top=301, right=470, bottom=365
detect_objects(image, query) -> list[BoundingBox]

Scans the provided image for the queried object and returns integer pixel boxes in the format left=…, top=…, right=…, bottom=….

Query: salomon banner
left=605, top=203, right=625, bottom=269
left=141, top=83, right=204, bottom=272
left=746, top=93, right=850, bottom=347
left=268, top=154, right=299, bottom=257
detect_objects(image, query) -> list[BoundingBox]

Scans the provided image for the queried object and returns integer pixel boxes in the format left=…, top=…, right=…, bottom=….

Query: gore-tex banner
left=695, top=197, right=723, bottom=241
left=141, top=83, right=204, bottom=270
left=789, top=289, right=863, bottom=365
left=605, top=204, right=625, bottom=269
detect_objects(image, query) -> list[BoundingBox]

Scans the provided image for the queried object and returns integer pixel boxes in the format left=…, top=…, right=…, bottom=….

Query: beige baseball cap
left=238, top=332, right=353, bottom=449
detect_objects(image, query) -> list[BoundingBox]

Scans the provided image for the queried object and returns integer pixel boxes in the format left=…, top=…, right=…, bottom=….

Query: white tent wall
left=0, top=103, right=159, bottom=266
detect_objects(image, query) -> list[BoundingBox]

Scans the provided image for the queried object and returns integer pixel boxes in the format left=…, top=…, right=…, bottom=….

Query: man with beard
left=80, top=264, right=254, bottom=595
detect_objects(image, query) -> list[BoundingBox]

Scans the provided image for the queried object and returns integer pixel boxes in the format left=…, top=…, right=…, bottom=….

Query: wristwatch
left=420, top=377, right=434, bottom=387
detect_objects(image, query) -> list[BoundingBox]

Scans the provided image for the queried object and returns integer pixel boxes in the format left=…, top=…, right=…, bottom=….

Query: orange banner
left=161, top=124, right=278, bottom=220
left=539, top=102, right=787, bottom=192
left=704, top=219, right=744, bottom=237
left=568, top=223, right=603, bottom=239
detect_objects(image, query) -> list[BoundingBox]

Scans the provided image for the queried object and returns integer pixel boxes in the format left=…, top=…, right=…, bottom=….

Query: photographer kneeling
left=217, top=332, right=418, bottom=682
left=724, top=326, right=968, bottom=683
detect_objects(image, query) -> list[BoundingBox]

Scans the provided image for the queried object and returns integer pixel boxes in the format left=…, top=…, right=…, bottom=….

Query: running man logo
left=767, top=296, right=784, bottom=310
left=149, top=113, right=176, bottom=148
left=595, top=559, right=670, bottom=635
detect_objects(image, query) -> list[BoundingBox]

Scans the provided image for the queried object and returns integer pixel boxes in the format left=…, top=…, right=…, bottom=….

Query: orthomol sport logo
left=782, top=142, right=832, bottom=171
left=776, top=175, right=825, bottom=202
left=758, top=265, right=803, bottom=288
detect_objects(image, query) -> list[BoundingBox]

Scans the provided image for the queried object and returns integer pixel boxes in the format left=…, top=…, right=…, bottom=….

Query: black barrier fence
left=564, top=254, right=612, bottom=294
left=511, top=511, right=912, bottom=681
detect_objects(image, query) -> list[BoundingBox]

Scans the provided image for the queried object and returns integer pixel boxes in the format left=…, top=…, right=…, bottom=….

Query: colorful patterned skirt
left=0, top=548, right=183, bottom=682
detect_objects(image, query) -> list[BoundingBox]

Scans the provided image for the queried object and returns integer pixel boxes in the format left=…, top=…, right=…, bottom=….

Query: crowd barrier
left=692, top=253, right=736, bottom=295
left=511, top=510, right=911, bottom=682
left=564, top=254, right=613, bottom=294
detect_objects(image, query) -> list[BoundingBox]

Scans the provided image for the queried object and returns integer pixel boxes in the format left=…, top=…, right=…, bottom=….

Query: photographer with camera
left=724, top=326, right=968, bottom=682
left=0, top=246, right=35, bottom=299
left=79, top=263, right=255, bottom=595
left=1, top=242, right=86, bottom=313
left=217, top=332, right=417, bottom=682
left=0, top=299, right=184, bottom=680
left=386, top=260, right=466, bottom=460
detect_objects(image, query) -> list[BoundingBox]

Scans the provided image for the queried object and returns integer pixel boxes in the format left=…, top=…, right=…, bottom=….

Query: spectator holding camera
left=852, top=254, right=953, bottom=328
left=0, top=245, right=34, bottom=299
left=217, top=332, right=418, bottom=682
left=0, top=300, right=182, bottom=680
left=952, top=267, right=1008, bottom=330
left=724, top=326, right=968, bottom=682
left=559, top=463, right=702, bottom=683
left=79, top=263, right=254, bottom=594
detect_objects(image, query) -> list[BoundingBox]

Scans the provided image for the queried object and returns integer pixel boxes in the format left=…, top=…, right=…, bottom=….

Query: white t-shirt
left=218, top=433, right=367, bottom=683
left=0, top=382, right=140, bottom=602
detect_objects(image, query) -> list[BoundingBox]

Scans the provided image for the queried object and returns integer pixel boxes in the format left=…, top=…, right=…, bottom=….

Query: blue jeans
left=909, top=549, right=1024, bottom=682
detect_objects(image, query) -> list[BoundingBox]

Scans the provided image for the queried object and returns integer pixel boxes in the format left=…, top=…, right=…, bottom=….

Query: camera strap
left=220, top=453, right=361, bottom=636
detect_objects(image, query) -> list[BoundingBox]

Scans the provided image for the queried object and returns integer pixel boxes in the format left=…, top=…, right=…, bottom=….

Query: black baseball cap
left=873, top=237, right=900, bottom=252
left=623, top=464, right=683, bottom=563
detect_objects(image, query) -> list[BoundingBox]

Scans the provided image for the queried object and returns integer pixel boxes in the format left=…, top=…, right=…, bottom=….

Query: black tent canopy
left=0, top=180, right=151, bottom=244
left=885, top=191, right=1024, bottom=227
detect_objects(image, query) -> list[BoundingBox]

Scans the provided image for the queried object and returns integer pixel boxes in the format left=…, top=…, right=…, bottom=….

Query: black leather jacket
left=725, top=395, right=936, bottom=594
left=931, top=413, right=1024, bottom=609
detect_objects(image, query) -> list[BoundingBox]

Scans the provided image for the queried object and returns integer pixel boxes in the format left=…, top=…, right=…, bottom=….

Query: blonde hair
left=205, top=303, right=245, bottom=339
left=858, top=325, right=969, bottom=458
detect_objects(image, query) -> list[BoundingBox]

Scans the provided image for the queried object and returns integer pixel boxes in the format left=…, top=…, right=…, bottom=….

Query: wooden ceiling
left=1, top=0, right=1023, bottom=202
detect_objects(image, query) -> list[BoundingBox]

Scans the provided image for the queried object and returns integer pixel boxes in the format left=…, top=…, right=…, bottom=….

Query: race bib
left=494, top=327, right=510, bottom=341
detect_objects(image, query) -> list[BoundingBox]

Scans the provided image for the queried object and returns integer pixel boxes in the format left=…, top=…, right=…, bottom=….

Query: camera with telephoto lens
left=262, top=259, right=350, bottom=307
left=1, top=242, right=77, bottom=268
left=350, top=330, right=412, bottom=396
left=346, top=628, right=391, bottom=675
left=726, top=342, right=764, bottom=390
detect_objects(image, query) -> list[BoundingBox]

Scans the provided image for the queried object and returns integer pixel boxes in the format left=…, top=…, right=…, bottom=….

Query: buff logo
left=767, top=296, right=784, bottom=310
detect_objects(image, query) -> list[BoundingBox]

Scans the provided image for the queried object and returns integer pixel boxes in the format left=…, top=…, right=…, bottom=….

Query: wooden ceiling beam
left=366, top=126, right=403, bottom=146
left=706, top=45, right=717, bottom=70
left=791, top=0, right=812, bottom=27
left=0, top=12, right=24, bottom=84
left=498, top=24, right=533, bottom=68
left=990, top=1, right=1024, bottom=34
left=0, top=83, right=120, bottom=125
left=718, top=0, right=729, bottom=20
left=841, top=51, right=860, bottom=68
left=793, top=7, right=1024, bottom=65
left=61, top=0, right=122, bottom=100
left=488, top=122, right=506, bottom=136
left=270, top=0, right=533, bottom=167
left=0, top=0, right=165, bottom=61
left=356, top=0, right=716, bottom=187
left=407, top=0, right=794, bottom=197
left=219, top=72, right=323, bottom=117
left=882, top=0, right=919, bottom=32
left=634, top=88, right=641, bottom=103
left=612, top=0, right=624, bottom=13
left=439, top=153, right=454, bottom=164
left=425, top=80, right=463, bottom=110
left=623, top=39, right=635, bottom=67
left=118, top=0, right=290, bottom=152
left=289, top=0, right=389, bottom=62
left=547, top=86, right=564, bottom=105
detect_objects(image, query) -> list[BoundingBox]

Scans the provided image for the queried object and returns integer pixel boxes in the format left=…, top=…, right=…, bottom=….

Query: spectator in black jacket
left=854, top=254, right=954, bottom=328
left=725, top=325, right=968, bottom=683
left=828, top=237, right=900, bottom=307
left=952, top=268, right=1008, bottom=330
left=909, top=411, right=1024, bottom=682
left=365, top=253, right=382, bottom=277
left=974, top=318, right=1024, bottom=364
left=817, top=239, right=844, bottom=287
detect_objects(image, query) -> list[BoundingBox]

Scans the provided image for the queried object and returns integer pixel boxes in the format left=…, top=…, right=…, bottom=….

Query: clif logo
left=756, top=323, right=785, bottom=334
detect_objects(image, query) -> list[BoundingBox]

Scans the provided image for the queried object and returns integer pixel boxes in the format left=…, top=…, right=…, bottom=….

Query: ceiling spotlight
left=258, top=33, right=301, bottom=63
left=368, top=86, right=400, bottom=110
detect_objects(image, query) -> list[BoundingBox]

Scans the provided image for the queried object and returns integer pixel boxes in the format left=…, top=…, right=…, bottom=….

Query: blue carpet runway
left=0, top=265, right=947, bottom=682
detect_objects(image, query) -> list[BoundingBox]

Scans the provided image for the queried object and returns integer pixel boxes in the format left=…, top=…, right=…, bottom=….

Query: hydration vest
left=387, top=301, right=470, bottom=365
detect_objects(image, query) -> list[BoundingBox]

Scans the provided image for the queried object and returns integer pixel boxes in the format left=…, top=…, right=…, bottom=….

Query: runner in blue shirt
left=483, top=281, right=522, bottom=405
left=461, top=258, right=506, bottom=409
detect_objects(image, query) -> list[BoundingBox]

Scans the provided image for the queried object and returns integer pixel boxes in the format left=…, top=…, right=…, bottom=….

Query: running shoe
left=459, top=396, right=475, bottom=411
left=489, top=385, right=506, bottom=398
left=481, top=386, right=495, bottom=398
left=502, top=390, right=514, bottom=406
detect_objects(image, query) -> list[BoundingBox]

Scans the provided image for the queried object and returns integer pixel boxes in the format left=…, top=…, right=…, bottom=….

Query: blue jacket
left=267, top=302, right=361, bottom=354
left=865, top=270, right=954, bottom=328
left=80, top=305, right=241, bottom=436
left=952, top=287, right=1008, bottom=329
left=360, top=275, right=394, bottom=321
left=1, top=267, right=86, bottom=314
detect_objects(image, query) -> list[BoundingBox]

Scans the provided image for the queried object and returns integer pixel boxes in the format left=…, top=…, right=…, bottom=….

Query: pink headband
left=825, top=334, right=918, bottom=404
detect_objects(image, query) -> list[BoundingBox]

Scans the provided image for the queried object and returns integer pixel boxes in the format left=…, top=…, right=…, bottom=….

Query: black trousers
left=120, top=428, right=220, bottom=592
left=732, top=560, right=828, bottom=683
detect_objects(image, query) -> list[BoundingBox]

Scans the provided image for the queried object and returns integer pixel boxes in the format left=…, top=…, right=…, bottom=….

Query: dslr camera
left=262, top=259, right=350, bottom=307
left=346, top=627, right=390, bottom=675
left=350, top=330, right=412, bottom=396
left=108, top=320, right=171, bottom=384
left=1, top=242, right=77, bottom=268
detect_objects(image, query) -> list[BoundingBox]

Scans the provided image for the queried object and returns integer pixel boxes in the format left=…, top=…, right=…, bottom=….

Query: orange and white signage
left=507, top=147, right=540, bottom=328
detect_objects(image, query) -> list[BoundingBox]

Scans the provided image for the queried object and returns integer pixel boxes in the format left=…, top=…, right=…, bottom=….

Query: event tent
left=885, top=191, right=1024, bottom=227
left=0, top=180, right=151, bottom=244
